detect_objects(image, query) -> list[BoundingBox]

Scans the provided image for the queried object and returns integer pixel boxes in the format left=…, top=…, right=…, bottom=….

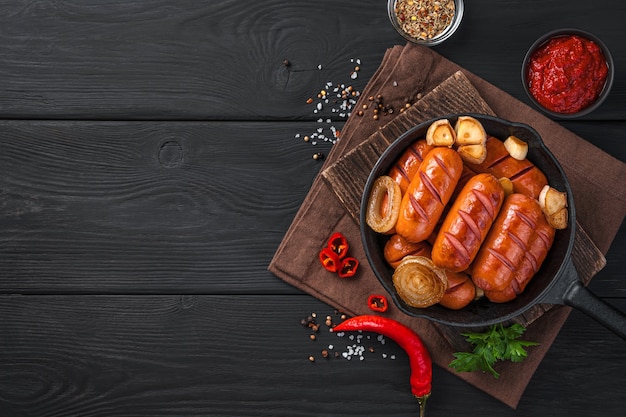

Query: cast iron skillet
left=360, top=113, right=626, bottom=339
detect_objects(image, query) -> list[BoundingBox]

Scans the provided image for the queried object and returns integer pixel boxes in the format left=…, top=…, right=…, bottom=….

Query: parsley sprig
left=449, top=323, right=539, bottom=378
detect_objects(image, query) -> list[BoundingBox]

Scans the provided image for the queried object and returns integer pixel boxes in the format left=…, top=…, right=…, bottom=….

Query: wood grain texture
left=0, top=295, right=624, bottom=417
left=0, top=120, right=331, bottom=294
left=0, top=0, right=393, bottom=120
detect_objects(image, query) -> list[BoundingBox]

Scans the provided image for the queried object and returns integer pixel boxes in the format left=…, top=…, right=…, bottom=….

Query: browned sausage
left=432, top=173, right=505, bottom=272
left=387, top=139, right=434, bottom=194
left=466, top=136, right=548, bottom=199
left=439, top=271, right=476, bottom=310
left=471, top=193, right=555, bottom=292
left=484, top=219, right=555, bottom=302
left=384, top=234, right=432, bottom=269
left=395, top=147, right=464, bottom=243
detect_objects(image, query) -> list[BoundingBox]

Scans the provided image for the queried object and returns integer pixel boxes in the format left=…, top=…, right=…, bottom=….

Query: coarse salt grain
left=295, top=59, right=364, bottom=158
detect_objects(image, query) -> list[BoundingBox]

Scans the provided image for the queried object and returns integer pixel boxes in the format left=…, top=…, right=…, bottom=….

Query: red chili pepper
left=327, top=232, right=349, bottom=259
left=367, top=294, right=389, bottom=312
left=333, top=315, right=432, bottom=415
left=337, top=256, right=359, bottom=278
left=319, top=247, right=340, bottom=273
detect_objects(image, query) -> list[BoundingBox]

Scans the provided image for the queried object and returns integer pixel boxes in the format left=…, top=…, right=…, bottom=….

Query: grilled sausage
left=432, top=173, right=505, bottom=272
left=484, top=219, right=555, bottom=302
left=384, top=234, right=432, bottom=269
left=395, top=147, right=464, bottom=243
left=471, top=193, right=555, bottom=292
left=439, top=271, right=476, bottom=310
left=424, top=164, right=480, bottom=246
left=388, top=139, right=434, bottom=194
left=466, top=136, right=548, bottom=199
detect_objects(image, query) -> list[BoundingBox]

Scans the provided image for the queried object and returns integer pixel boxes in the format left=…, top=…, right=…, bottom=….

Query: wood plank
left=0, top=0, right=624, bottom=120
left=0, top=120, right=331, bottom=294
left=0, top=294, right=624, bottom=416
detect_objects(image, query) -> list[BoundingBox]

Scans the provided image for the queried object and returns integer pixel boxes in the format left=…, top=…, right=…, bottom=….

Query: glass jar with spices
left=388, top=0, right=464, bottom=46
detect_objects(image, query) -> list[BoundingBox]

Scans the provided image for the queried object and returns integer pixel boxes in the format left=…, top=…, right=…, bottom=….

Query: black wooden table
left=1, top=1, right=624, bottom=416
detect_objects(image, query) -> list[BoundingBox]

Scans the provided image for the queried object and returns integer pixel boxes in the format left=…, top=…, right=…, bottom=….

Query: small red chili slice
left=367, top=294, right=389, bottom=312
left=319, top=247, right=340, bottom=273
left=327, top=232, right=349, bottom=259
left=337, top=256, right=359, bottom=278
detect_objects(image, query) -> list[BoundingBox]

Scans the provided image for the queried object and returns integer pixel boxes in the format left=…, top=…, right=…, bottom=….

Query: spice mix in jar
left=393, top=0, right=457, bottom=42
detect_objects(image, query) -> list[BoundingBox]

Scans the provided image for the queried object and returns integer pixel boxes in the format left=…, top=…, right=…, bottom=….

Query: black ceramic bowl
left=360, top=114, right=575, bottom=328
left=521, top=28, right=614, bottom=119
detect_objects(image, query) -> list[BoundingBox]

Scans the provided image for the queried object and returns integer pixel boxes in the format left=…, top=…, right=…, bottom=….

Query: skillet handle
left=562, top=279, right=626, bottom=341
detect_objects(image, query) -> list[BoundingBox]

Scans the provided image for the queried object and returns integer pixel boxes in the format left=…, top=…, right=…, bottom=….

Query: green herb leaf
left=448, top=324, right=538, bottom=379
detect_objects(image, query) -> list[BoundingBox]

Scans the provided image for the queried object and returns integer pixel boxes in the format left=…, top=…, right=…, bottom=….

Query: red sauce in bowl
left=526, top=35, right=608, bottom=114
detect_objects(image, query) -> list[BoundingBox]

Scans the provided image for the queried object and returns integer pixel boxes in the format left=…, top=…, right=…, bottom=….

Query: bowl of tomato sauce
left=522, top=29, right=614, bottom=118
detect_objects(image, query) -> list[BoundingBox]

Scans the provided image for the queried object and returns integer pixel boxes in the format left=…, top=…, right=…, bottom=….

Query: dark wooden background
left=1, top=1, right=624, bottom=416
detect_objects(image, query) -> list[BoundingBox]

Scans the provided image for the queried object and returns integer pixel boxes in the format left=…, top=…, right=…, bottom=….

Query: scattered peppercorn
left=282, top=59, right=291, bottom=67
left=309, top=356, right=315, bottom=362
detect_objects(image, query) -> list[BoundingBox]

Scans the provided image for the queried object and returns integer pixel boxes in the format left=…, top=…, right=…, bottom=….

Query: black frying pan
left=360, top=113, right=626, bottom=339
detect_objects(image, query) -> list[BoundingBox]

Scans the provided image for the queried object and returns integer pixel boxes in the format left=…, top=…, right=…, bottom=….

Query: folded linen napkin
left=269, top=43, right=626, bottom=408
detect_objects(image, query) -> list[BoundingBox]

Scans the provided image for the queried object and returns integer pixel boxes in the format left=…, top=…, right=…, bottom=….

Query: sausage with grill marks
left=388, top=139, right=434, bottom=194
left=471, top=193, right=555, bottom=292
left=432, top=173, right=505, bottom=273
left=395, top=147, right=464, bottom=243
left=439, top=270, right=477, bottom=310
left=384, top=234, right=432, bottom=269
left=466, top=136, right=548, bottom=199
left=484, top=218, right=555, bottom=302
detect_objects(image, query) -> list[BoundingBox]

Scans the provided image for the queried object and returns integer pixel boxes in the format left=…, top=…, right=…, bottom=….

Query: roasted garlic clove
left=392, top=256, right=448, bottom=308
left=426, top=119, right=456, bottom=147
left=454, top=116, right=487, bottom=146
left=366, top=175, right=402, bottom=234
left=538, top=185, right=569, bottom=229
left=457, top=143, right=487, bottom=164
left=503, top=135, right=529, bottom=160
left=498, top=177, right=514, bottom=197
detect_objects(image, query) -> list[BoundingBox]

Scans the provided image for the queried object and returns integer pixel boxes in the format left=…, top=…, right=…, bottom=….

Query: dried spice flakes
left=395, top=0, right=455, bottom=41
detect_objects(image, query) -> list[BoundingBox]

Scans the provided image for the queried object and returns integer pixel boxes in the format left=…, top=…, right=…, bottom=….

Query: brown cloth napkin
left=269, top=44, right=626, bottom=408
